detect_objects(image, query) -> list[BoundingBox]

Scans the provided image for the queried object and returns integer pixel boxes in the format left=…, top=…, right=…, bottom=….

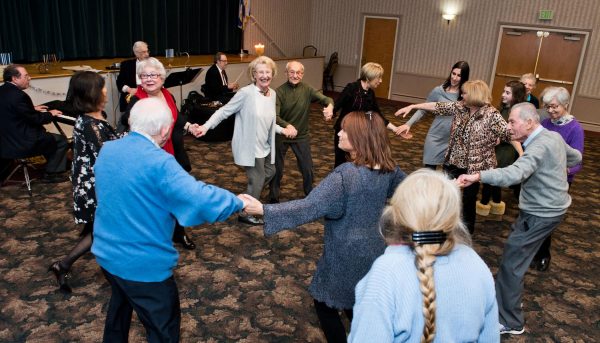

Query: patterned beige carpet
left=0, top=100, right=598, bottom=342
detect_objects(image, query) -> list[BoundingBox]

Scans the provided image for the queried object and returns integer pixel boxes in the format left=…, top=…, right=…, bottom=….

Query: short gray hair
left=512, top=102, right=540, bottom=124
left=136, top=57, right=167, bottom=80
left=133, top=41, right=148, bottom=52
left=129, top=98, right=173, bottom=136
left=285, top=60, right=304, bottom=72
left=541, top=86, right=570, bottom=107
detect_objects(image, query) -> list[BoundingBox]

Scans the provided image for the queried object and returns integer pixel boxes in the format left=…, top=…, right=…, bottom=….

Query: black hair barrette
left=411, top=231, right=447, bottom=245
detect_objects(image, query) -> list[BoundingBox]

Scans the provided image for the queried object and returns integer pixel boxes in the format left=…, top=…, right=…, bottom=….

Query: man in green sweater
left=268, top=61, right=334, bottom=203
left=459, top=102, right=582, bottom=336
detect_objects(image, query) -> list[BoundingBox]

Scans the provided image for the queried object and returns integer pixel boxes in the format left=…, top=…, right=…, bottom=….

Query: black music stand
left=164, top=67, right=202, bottom=105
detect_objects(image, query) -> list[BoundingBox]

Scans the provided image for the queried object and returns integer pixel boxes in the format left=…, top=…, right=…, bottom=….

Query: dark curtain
left=0, top=0, right=241, bottom=63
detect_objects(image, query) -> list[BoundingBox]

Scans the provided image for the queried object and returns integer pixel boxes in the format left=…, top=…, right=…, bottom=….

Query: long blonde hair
left=381, top=169, right=471, bottom=342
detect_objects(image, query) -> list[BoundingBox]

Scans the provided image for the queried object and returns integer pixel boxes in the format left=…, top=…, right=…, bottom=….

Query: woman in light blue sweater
left=349, top=169, right=499, bottom=343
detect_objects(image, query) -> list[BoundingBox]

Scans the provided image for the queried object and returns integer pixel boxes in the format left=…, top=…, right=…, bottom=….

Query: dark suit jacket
left=0, top=82, right=54, bottom=158
left=116, top=58, right=138, bottom=111
left=202, top=64, right=232, bottom=102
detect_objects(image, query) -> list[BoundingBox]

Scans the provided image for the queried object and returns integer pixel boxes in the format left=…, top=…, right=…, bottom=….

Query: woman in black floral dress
left=49, top=71, right=119, bottom=293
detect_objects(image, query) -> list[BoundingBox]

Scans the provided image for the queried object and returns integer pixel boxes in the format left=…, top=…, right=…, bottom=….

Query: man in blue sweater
left=92, top=98, right=247, bottom=342
left=459, top=102, right=582, bottom=336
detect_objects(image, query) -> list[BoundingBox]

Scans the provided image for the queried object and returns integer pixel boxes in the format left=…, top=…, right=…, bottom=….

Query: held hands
left=456, top=173, right=480, bottom=188
left=190, top=124, right=208, bottom=138
left=128, top=88, right=138, bottom=96
left=323, top=104, right=334, bottom=122
left=282, top=125, right=298, bottom=139
left=237, top=194, right=264, bottom=216
left=394, top=105, right=413, bottom=118
left=394, top=124, right=413, bottom=139
left=228, top=82, right=240, bottom=91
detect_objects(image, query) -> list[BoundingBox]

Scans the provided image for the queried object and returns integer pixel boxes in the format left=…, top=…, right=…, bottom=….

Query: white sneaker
left=499, top=324, right=525, bottom=335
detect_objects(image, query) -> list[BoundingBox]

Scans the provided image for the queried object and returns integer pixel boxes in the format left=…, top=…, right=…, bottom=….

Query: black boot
left=173, top=227, right=196, bottom=250
left=48, top=261, right=72, bottom=293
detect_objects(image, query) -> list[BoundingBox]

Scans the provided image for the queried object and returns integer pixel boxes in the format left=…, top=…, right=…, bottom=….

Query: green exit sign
left=539, top=10, right=553, bottom=20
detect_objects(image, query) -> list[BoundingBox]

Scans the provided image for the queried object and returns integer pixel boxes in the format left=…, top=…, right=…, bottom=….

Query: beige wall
left=247, top=0, right=600, bottom=131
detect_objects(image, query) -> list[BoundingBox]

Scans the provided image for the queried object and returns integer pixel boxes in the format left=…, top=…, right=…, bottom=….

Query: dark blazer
left=202, top=64, right=232, bottom=102
left=0, top=82, right=54, bottom=158
left=116, top=58, right=138, bottom=111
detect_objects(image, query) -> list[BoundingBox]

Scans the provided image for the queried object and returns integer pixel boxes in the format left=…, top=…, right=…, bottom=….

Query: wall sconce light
left=442, top=13, right=456, bottom=25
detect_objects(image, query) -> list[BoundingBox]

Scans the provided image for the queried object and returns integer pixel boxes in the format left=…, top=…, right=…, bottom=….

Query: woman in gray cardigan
left=242, top=111, right=406, bottom=342
left=396, top=61, right=470, bottom=169
left=196, top=56, right=293, bottom=225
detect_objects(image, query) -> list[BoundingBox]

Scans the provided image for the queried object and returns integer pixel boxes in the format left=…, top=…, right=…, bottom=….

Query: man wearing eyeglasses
left=0, top=65, right=68, bottom=182
left=202, top=52, right=240, bottom=103
left=116, top=41, right=150, bottom=114
left=267, top=60, right=333, bottom=203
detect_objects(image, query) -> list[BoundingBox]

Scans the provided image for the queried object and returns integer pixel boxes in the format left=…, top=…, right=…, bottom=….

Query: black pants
left=444, top=164, right=479, bottom=234
left=102, top=269, right=181, bottom=343
left=313, top=299, right=353, bottom=343
left=33, top=133, right=68, bottom=173
left=480, top=183, right=501, bottom=204
left=269, top=139, right=314, bottom=202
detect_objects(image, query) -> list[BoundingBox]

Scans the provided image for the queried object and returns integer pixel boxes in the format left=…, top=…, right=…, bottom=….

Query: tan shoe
left=490, top=201, right=506, bottom=215
left=476, top=201, right=491, bottom=216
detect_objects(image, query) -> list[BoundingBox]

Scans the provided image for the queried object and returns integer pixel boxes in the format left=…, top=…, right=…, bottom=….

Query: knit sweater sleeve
left=263, top=169, right=345, bottom=236
left=406, top=86, right=441, bottom=126
left=204, top=86, right=247, bottom=130
left=565, top=120, right=585, bottom=177
left=160, top=157, right=243, bottom=226
left=310, top=86, right=334, bottom=106
left=349, top=254, right=399, bottom=342
left=480, top=142, right=542, bottom=187
left=480, top=287, right=501, bottom=342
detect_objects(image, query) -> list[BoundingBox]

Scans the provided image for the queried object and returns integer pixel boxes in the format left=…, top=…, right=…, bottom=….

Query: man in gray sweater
left=459, top=102, right=582, bottom=336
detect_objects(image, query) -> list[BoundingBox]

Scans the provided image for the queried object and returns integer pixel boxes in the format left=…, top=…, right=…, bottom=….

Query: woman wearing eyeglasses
left=240, top=111, right=406, bottom=342
left=531, top=86, right=584, bottom=271
left=121, top=57, right=197, bottom=250
left=194, top=56, right=295, bottom=225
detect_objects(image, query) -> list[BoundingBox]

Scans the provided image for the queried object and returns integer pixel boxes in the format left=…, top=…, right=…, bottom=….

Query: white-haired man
left=92, top=98, right=248, bottom=342
left=267, top=60, right=334, bottom=203
left=458, top=102, right=582, bottom=336
left=116, top=41, right=150, bottom=112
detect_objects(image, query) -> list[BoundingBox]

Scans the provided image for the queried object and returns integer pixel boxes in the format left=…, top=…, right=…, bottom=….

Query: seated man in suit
left=202, top=52, right=239, bottom=103
left=116, top=41, right=150, bottom=128
left=0, top=65, right=68, bottom=181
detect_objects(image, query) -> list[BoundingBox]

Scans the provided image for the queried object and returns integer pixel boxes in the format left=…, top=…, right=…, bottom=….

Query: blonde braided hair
left=380, top=169, right=471, bottom=342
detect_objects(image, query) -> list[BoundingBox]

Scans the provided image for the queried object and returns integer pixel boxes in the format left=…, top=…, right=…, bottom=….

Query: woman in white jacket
left=196, top=56, right=293, bottom=225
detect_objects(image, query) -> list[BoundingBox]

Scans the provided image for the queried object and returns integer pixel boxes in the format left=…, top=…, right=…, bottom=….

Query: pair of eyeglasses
left=140, top=73, right=160, bottom=80
left=288, top=71, right=303, bottom=75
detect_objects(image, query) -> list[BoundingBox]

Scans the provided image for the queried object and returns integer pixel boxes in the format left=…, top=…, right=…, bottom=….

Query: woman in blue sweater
left=242, top=111, right=406, bottom=342
left=350, top=169, right=499, bottom=342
